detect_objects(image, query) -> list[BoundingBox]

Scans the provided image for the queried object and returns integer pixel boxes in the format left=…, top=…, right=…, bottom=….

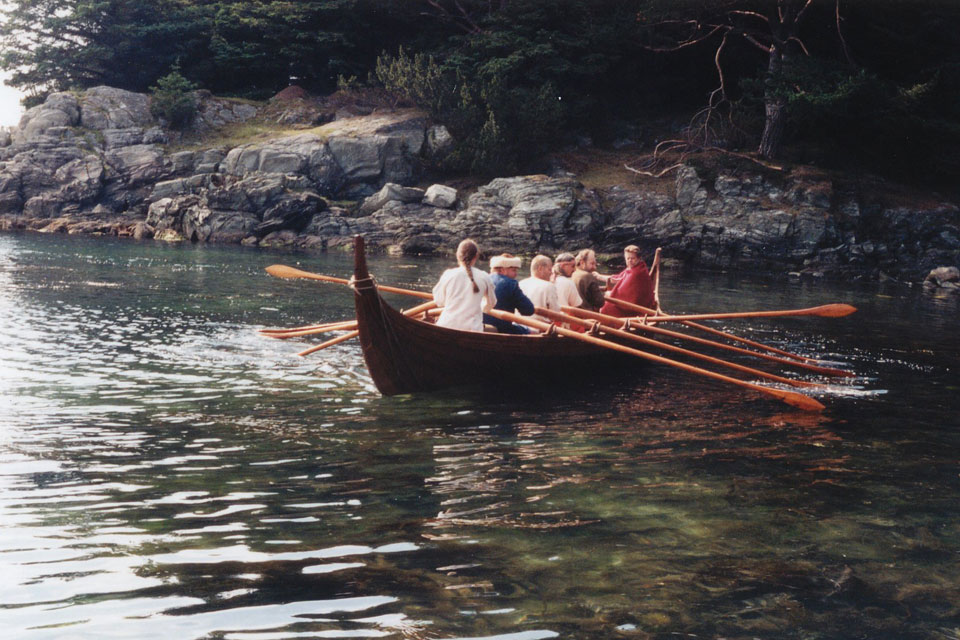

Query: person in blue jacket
left=482, top=254, right=535, bottom=334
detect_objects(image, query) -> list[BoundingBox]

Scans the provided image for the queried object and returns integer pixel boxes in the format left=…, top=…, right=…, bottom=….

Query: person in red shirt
left=599, top=245, right=657, bottom=317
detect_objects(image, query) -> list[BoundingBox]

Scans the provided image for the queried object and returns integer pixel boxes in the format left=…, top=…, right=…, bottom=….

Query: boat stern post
left=354, top=235, right=369, bottom=282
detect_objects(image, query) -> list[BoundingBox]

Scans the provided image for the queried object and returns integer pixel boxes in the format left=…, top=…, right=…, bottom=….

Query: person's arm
left=565, top=279, right=583, bottom=308
left=432, top=272, right=448, bottom=306
left=480, top=272, right=497, bottom=313
left=585, top=277, right=606, bottom=309
left=513, top=281, right=535, bottom=316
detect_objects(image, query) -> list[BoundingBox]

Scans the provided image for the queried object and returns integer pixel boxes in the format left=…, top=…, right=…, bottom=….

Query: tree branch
left=624, top=162, right=685, bottom=178
left=835, top=0, right=856, bottom=65
left=728, top=10, right=770, bottom=25
left=795, top=0, right=816, bottom=24
left=741, top=31, right=772, bottom=54
left=784, top=36, right=810, bottom=55
left=704, top=146, right=785, bottom=171
left=423, top=0, right=484, bottom=34
left=644, top=23, right=726, bottom=53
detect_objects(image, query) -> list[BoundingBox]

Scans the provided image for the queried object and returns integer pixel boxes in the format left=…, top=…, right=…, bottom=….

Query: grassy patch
left=549, top=148, right=675, bottom=196
left=163, top=105, right=427, bottom=154
left=165, top=120, right=308, bottom=153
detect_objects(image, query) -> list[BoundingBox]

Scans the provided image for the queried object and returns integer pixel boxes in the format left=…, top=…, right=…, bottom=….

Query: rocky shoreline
left=2, top=86, right=958, bottom=288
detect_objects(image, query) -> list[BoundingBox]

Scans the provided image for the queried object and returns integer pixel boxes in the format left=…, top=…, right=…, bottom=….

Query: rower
left=432, top=239, right=497, bottom=332
left=483, top=253, right=535, bottom=334
left=519, top=255, right=561, bottom=325
left=551, top=252, right=583, bottom=309
left=572, top=248, right=607, bottom=312
left=600, top=244, right=657, bottom=318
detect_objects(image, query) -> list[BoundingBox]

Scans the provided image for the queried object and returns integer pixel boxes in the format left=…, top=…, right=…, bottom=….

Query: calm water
left=1, top=232, right=958, bottom=640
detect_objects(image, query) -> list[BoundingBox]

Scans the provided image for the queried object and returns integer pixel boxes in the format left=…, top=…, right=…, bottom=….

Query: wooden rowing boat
left=351, top=236, right=630, bottom=395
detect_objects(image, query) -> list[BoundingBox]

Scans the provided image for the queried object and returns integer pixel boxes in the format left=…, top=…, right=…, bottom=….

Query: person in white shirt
left=432, top=239, right=497, bottom=332
left=551, top=252, right=583, bottom=309
left=518, top=254, right=560, bottom=326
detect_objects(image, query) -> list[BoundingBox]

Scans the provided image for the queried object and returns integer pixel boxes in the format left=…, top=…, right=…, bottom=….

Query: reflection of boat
left=352, top=236, right=630, bottom=395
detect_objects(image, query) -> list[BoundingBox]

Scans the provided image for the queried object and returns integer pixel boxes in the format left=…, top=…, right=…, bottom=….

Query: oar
left=295, top=300, right=438, bottom=357
left=644, top=304, right=856, bottom=322
left=656, top=314, right=815, bottom=362
left=261, top=320, right=345, bottom=334
left=261, top=320, right=358, bottom=339
left=298, top=330, right=360, bottom=357
left=604, top=295, right=841, bottom=363
left=266, top=264, right=433, bottom=300
left=536, top=307, right=820, bottom=389
left=563, top=306, right=853, bottom=378
left=650, top=247, right=662, bottom=311
left=487, top=309, right=825, bottom=412
left=605, top=296, right=857, bottom=322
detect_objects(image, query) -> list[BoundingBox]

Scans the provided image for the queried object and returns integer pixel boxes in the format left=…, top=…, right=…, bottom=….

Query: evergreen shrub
left=150, top=67, right=198, bottom=130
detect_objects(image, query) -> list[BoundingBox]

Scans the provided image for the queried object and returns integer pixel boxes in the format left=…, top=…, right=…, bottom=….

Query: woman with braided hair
left=432, top=239, right=497, bottom=331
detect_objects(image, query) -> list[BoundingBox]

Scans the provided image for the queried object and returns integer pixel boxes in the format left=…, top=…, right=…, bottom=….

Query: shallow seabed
left=1, top=233, right=958, bottom=640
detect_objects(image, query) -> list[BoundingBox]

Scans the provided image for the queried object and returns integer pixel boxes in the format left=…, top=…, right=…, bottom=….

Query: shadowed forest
left=2, top=0, right=959, bottom=185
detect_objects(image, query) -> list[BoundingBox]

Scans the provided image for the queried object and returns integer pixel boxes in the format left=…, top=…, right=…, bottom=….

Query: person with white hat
left=482, top=253, right=535, bottom=334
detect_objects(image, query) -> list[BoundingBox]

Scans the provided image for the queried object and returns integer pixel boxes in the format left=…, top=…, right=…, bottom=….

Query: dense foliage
left=149, top=66, right=198, bottom=130
left=2, top=0, right=959, bottom=184
left=376, top=1, right=647, bottom=174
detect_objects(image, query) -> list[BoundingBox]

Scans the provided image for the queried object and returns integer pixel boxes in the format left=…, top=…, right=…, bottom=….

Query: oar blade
left=817, top=303, right=858, bottom=318
left=266, top=264, right=305, bottom=279
left=778, top=390, right=826, bottom=412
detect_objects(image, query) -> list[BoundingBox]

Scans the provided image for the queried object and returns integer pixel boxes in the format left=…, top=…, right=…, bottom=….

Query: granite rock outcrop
left=2, top=87, right=957, bottom=283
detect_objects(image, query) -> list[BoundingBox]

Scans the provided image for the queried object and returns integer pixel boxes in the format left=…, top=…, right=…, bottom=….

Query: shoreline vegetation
left=0, top=1, right=958, bottom=287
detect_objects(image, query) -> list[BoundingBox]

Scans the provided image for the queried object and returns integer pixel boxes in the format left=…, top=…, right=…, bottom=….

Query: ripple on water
left=2, top=234, right=959, bottom=639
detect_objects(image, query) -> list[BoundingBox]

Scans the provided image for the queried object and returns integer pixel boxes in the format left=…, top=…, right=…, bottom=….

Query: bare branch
left=741, top=32, right=773, bottom=53
left=714, top=30, right=731, bottom=97
left=706, top=147, right=785, bottom=171
left=625, top=162, right=685, bottom=178
left=644, top=24, right=726, bottom=53
left=795, top=0, right=816, bottom=24
left=835, top=0, right=856, bottom=65
left=784, top=36, right=810, bottom=56
left=452, top=0, right=483, bottom=32
left=652, top=139, right=689, bottom=155
left=423, top=0, right=483, bottom=34
left=728, top=10, right=770, bottom=25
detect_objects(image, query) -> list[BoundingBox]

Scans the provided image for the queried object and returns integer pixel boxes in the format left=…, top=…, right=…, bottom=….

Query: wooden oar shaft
left=563, top=306, right=852, bottom=378
left=645, top=304, right=857, bottom=322
left=297, top=330, right=360, bottom=357
left=603, top=296, right=824, bottom=363
left=651, top=247, right=662, bottom=311
left=262, top=321, right=358, bottom=339
left=536, top=307, right=819, bottom=389
left=263, top=300, right=437, bottom=339
left=266, top=264, right=433, bottom=299
left=671, top=319, right=815, bottom=362
left=401, top=300, right=442, bottom=317
left=487, top=309, right=824, bottom=411
left=604, top=295, right=856, bottom=322
left=261, top=320, right=347, bottom=333
left=295, top=300, right=438, bottom=357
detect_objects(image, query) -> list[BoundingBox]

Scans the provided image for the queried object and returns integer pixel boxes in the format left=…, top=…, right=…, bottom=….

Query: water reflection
left=1, top=233, right=958, bottom=638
